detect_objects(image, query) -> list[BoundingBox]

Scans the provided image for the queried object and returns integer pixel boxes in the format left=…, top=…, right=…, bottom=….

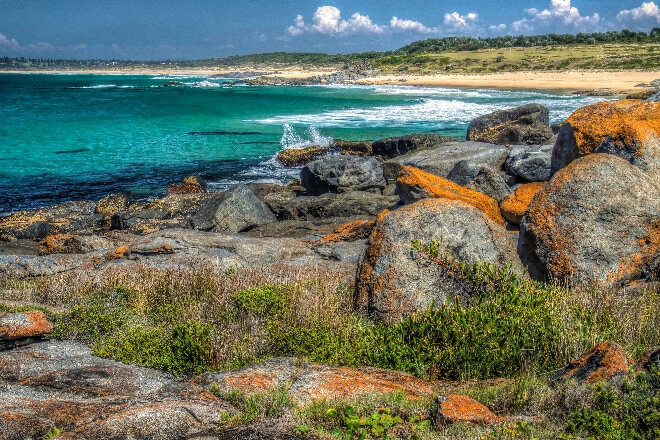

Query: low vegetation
left=1, top=237, right=659, bottom=438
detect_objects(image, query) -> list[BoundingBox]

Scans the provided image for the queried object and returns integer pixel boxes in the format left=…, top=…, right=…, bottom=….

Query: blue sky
left=1, top=0, right=659, bottom=60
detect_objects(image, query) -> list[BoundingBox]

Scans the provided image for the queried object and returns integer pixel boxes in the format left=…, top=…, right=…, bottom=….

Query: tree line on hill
left=1, top=28, right=658, bottom=70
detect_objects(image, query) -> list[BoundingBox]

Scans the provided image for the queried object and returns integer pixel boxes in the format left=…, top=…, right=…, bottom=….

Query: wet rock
left=551, top=99, right=660, bottom=176
left=276, top=145, right=330, bottom=167
left=166, top=175, right=207, bottom=195
left=500, top=182, right=545, bottom=226
left=191, top=184, right=276, bottom=233
left=467, top=103, right=553, bottom=145
left=505, top=144, right=553, bottom=182
left=196, top=357, right=436, bottom=405
left=467, top=164, right=512, bottom=203
left=396, top=166, right=505, bottom=226
left=300, top=155, right=386, bottom=195
left=355, top=198, right=522, bottom=323
left=435, top=394, right=502, bottom=426
left=550, top=341, right=633, bottom=385
left=519, top=154, right=660, bottom=286
left=331, top=139, right=373, bottom=156
left=372, top=133, right=455, bottom=159
left=382, top=141, right=509, bottom=181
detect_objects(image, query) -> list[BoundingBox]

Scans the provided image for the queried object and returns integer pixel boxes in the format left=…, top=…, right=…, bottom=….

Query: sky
left=1, top=0, right=659, bottom=60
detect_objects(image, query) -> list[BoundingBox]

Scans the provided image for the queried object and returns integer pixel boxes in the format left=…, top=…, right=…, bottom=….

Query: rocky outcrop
left=331, top=139, right=373, bottom=156
left=467, top=103, right=553, bottom=145
left=271, top=191, right=399, bottom=222
left=499, top=182, right=545, bottom=226
left=505, top=144, right=553, bottom=182
left=95, top=192, right=134, bottom=222
left=276, top=145, right=330, bottom=167
left=0, top=340, right=233, bottom=440
left=320, top=220, right=375, bottom=243
left=435, top=394, right=502, bottom=426
left=396, top=166, right=505, bottom=226
left=191, top=184, right=276, bottom=233
left=549, top=341, right=633, bottom=385
left=372, top=134, right=454, bottom=159
left=196, top=357, right=436, bottom=405
left=38, top=233, right=115, bottom=255
left=467, top=164, right=512, bottom=203
left=166, top=175, right=207, bottom=195
left=519, top=154, right=660, bottom=286
left=355, top=198, right=522, bottom=323
left=0, top=311, right=53, bottom=350
left=382, top=140, right=509, bottom=181
left=551, top=99, right=660, bottom=176
left=300, top=155, right=386, bottom=195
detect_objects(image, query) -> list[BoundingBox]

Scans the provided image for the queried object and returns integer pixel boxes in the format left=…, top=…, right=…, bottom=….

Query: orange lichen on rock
left=435, top=394, right=502, bottom=426
left=112, top=245, right=131, bottom=259
left=0, top=311, right=54, bottom=340
left=38, top=234, right=78, bottom=255
left=396, top=165, right=504, bottom=225
left=320, top=220, right=375, bottom=242
left=552, top=341, right=633, bottom=385
left=500, top=182, right=545, bottom=225
left=276, top=145, right=329, bottom=167
left=224, top=372, right=277, bottom=393
left=613, top=219, right=660, bottom=283
left=565, top=99, right=660, bottom=156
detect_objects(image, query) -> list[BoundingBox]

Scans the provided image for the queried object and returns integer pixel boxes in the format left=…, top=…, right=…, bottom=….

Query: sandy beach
left=3, top=67, right=658, bottom=94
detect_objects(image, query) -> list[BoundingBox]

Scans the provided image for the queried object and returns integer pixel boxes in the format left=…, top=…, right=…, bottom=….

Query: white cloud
left=287, top=15, right=305, bottom=36
left=512, top=0, right=603, bottom=33
left=617, top=2, right=660, bottom=29
left=390, top=16, right=436, bottom=33
left=0, top=32, right=20, bottom=49
left=303, top=6, right=384, bottom=35
left=489, top=24, right=507, bottom=33
left=443, top=12, right=480, bottom=32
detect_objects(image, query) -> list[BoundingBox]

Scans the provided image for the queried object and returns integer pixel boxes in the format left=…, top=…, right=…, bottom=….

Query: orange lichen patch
left=321, top=220, right=375, bottom=242
left=276, top=145, right=329, bottom=167
left=112, top=245, right=131, bottom=259
left=297, top=366, right=435, bottom=403
left=556, top=341, right=633, bottom=384
left=565, top=99, right=660, bottom=156
left=435, top=394, right=502, bottom=426
left=38, top=234, right=78, bottom=255
left=223, top=372, right=277, bottom=393
left=500, top=182, right=545, bottom=225
left=612, top=219, right=660, bottom=284
left=0, top=311, right=54, bottom=340
left=396, top=166, right=504, bottom=225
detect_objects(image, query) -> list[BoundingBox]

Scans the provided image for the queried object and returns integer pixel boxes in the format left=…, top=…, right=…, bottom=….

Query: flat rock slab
left=0, top=311, right=53, bottom=348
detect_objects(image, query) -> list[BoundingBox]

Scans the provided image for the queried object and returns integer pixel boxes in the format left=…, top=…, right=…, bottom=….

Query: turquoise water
left=0, top=73, right=607, bottom=214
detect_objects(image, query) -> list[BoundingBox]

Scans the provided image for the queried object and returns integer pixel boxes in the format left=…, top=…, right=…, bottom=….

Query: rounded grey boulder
left=300, top=155, right=386, bottom=196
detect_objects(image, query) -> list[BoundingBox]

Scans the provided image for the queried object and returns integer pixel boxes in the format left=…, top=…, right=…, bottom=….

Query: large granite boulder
left=551, top=99, right=660, bottom=177
left=0, top=310, right=53, bottom=350
left=467, top=164, right=512, bottom=203
left=467, top=103, right=553, bottom=145
left=300, top=155, right=386, bottom=195
left=505, top=144, right=553, bottom=182
left=355, top=198, right=522, bottom=323
left=382, top=141, right=509, bottom=181
left=191, top=184, right=276, bottom=233
left=371, top=133, right=454, bottom=159
left=396, top=166, right=505, bottom=226
left=519, top=154, right=660, bottom=286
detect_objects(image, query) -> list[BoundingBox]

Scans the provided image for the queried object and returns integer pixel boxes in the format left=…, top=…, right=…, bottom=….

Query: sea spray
left=279, top=124, right=334, bottom=150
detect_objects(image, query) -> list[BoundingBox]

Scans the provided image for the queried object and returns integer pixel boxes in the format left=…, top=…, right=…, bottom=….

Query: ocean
left=0, top=73, right=608, bottom=215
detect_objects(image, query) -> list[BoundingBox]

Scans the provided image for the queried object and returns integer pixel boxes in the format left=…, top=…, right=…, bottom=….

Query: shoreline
left=2, top=68, right=658, bottom=94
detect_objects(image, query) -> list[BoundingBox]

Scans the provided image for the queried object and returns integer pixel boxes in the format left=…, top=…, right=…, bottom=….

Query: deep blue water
left=0, top=73, right=607, bottom=214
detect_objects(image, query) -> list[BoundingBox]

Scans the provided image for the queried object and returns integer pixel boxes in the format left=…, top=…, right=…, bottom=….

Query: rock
left=372, top=133, right=455, bottom=159
left=0, top=253, right=102, bottom=279
left=0, top=201, right=101, bottom=241
left=300, top=155, right=386, bottom=196
left=637, top=347, right=660, bottom=371
left=500, top=182, right=545, bottom=226
left=435, top=394, right=502, bottom=426
left=38, top=234, right=115, bottom=255
left=95, top=192, right=134, bottom=221
left=331, top=139, right=372, bottom=156
left=268, top=191, right=399, bottom=222
left=0, top=311, right=53, bottom=350
left=446, top=160, right=480, bottom=186
left=519, top=154, right=660, bottom=286
left=191, top=184, right=276, bottom=233
left=355, top=198, right=522, bottom=323
left=551, top=99, right=660, bottom=176
left=467, top=103, right=553, bottom=145
left=314, top=239, right=368, bottom=263
left=549, top=341, right=633, bottom=385
left=111, top=209, right=178, bottom=235
left=505, top=144, right=553, bottom=182
left=276, top=145, right=330, bottom=167
left=145, top=192, right=216, bottom=218
left=467, top=164, right=512, bottom=203
left=0, top=340, right=232, bottom=440
left=382, top=141, right=509, bottom=181
left=247, top=183, right=299, bottom=218
left=396, top=166, right=505, bottom=226
left=166, top=175, right=207, bottom=195
left=196, top=357, right=436, bottom=405
left=320, top=220, right=375, bottom=243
